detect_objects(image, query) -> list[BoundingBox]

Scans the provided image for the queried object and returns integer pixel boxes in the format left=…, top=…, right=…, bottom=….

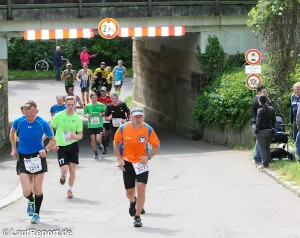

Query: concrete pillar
left=0, top=37, right=9, bottom=148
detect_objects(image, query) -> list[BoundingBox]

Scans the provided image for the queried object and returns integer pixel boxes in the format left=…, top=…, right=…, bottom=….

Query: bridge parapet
left=0, top=0, right=256, bottom=20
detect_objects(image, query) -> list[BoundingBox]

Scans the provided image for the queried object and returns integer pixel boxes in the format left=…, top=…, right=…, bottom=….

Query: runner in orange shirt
left=114, top=107, right=160, bottom=227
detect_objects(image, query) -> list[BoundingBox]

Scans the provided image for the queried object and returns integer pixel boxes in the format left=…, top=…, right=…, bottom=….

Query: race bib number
left=112, top=118, right=122, bottom=127
left=90, top=117, right=100, bottom=125
left=63, top=132, right=74, bottom=143
left=132, top=162, right=150, bottom=175
left=115, top=80, right=122, bottom=86
left=24, top=156, right=42, bottom=173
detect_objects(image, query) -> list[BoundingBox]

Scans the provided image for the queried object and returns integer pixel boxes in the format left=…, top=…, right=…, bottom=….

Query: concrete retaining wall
left=132, top=37, right=254, bottom=147
left=202, top=123, right=253, bottom=148
left=0, top=60, right=9, bottom=148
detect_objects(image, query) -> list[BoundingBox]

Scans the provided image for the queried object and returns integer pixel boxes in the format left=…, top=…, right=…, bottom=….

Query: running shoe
left=141, top=208, right=146, bottom=214
left=93, top=154, right=99, bottom=160
left=102, top=146, right=107, bottom=154
left=67, top=190, right=73, bottom=199
left=129, top=200, right=136, bottom=217
left=60, top=175, right=66, bottom=185
left=98, top=143, right=104, bottom=152
left=31, top=213, right=40, bottom=224
left=133, top=215, right=142, bottom=227
left=27, top=201, right=35, bottom=216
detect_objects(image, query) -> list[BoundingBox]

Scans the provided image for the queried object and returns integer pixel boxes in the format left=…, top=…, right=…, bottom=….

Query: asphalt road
left=0, top=78, right=300, bottom=238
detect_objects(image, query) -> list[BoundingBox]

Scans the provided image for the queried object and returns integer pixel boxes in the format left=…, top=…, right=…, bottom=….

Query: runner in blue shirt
left=50, top=95, right=66, bottom=117
left=10, top=100, right=57, bottom=224
left=113, top=60, right=127, bottom=96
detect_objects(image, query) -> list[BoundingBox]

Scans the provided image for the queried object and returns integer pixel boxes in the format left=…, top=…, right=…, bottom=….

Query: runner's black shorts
left=101, top=80, right=108, bottom=90
left=123, top=160, right=149, bottom=189
left=103, top=123, right=110, bottom=130
left=107, top=83, right=112, bottom=91
left=88, top=127, right=103, bottom=136
left=16, top=152, right=47, bottom=175
left=57, top=142, right=79, bottom=167
left=81, top=87, right=89, bottom=93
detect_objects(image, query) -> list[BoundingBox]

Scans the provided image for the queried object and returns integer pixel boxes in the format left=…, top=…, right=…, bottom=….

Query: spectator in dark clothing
left=252, top=85, right=272, bottom=165
left=54, top=46, right=61, bottom=81
left=291, top=82, right=300, bottom=141
left=255, top=95, right=276, bottom=171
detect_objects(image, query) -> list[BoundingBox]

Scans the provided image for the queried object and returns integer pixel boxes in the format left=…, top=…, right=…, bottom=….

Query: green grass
left=252, top=141, right=300, bottom=186
left=8, top=68, right=133, bottom=80
left=126, top=68, right=133, bottom=77
left=8, top=69, right=54, bottom=80
left=269, top=160, right=300, bottom=186
left=124, top=96, right=133, bottom=107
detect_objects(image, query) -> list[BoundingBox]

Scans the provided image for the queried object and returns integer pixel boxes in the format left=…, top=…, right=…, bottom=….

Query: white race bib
left=90, top=117, right=100, bottom=125
left=115, top=80, right=122, bottom=86
left=63, top=132, right=74, bottom=143
left=132, top=162, right=150, bottom=175
left=112, top=118, right=122, bottom=127
left=103, top=117, right=109, bottom=123
left=24, top=156, right=42, bottom=173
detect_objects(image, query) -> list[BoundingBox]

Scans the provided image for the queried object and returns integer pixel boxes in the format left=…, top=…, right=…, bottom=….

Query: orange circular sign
left=98, top=18, right=119, bottom=39
left=246, top=74, right=262, bottom=90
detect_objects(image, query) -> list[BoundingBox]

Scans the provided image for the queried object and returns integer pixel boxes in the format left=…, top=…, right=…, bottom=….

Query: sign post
left=245, top=49, right=262, bottom=90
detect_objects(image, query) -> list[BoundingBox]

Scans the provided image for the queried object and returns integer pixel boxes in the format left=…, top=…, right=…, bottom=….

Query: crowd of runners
left=9, top=49, right=160, bottom=228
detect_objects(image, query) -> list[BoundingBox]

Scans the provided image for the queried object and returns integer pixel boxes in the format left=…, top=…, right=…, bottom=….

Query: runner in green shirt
left=83, top=92, right=106, bottom=159
left=51, top=96, right=83, bottom=199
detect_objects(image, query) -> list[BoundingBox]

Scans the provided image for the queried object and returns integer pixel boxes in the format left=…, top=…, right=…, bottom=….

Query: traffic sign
left=98, top=18, right=119, bottom=39
left=245, top=49, right=261, bottom=65
left=246, top=74, right=262, bottom=90
left=245, top=65, right=262, bottom=74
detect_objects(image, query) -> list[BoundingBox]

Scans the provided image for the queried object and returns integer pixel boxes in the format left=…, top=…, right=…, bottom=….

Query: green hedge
left=8, top=36, right=132, bottom=70
left=193, top=67, right=255, bottom=129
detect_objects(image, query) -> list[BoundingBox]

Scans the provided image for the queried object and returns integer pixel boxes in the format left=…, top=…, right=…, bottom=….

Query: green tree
left=248, top=0, right=300, bottom=91
left=197, top=35, right=225, bottom=81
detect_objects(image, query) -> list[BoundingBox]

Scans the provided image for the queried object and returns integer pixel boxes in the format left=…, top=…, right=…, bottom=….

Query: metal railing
left=0, top=0, right=257, bottom=19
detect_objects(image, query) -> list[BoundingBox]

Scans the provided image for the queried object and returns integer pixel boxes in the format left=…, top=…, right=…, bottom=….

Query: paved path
left=0, top=78, right=300, bottom=238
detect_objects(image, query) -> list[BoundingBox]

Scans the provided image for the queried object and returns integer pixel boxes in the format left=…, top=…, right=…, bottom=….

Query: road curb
left=0, top=183, right=23, bottom=209
left=264, top=168, right=300, bottom=197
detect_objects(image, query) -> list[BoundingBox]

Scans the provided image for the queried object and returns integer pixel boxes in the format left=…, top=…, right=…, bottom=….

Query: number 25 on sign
left=98, top=18, right=119, bottom=39
left=246, top=74, right=262, bottom=90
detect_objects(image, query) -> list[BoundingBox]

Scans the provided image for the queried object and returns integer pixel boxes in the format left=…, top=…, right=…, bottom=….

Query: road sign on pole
left=98, top=18, right=119, bottom=39
left=246, top=74, right=262, bottom=90
left=245, top=49, right=261, bottom=65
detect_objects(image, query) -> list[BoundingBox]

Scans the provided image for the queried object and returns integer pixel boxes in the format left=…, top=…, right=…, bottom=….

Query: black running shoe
left=134, top=216, right=142, bottom=227
left=102, top=147, right=107, bottom=154
left=141, top=208, right=145, bottom=214
left=98, top=143, right=104, bottom=152
left=129, top=200, right=136, bottom=217
left=60, top=175, right=66, bottom=185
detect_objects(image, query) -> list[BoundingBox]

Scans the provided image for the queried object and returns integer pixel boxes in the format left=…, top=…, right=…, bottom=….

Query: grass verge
left=8, top=68, right=133, bottom=80
left=254, top=141, right=300, bottom=186
left=269, top=160, right=300, bottom=186
left=124, top=96, right=133, bottom=108
left=9, top=69, right=54, bottom=80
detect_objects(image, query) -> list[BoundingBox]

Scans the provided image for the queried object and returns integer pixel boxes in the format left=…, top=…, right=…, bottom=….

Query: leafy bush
left=193, top=67, right=254, bottom=129
left=197, top=35, right=225, bottom=81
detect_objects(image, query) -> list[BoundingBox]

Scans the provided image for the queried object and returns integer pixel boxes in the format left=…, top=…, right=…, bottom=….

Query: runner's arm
left=9, top=127, right=18, bottom=159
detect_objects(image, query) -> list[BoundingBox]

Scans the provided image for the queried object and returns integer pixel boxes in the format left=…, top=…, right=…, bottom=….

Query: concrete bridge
left=0, top=0, right=258, bottom=147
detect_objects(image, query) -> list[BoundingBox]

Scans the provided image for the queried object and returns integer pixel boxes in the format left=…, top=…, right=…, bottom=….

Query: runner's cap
left=100, top=86, right=107, bottom=91
left=131, top=107, right=145, bottom=117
